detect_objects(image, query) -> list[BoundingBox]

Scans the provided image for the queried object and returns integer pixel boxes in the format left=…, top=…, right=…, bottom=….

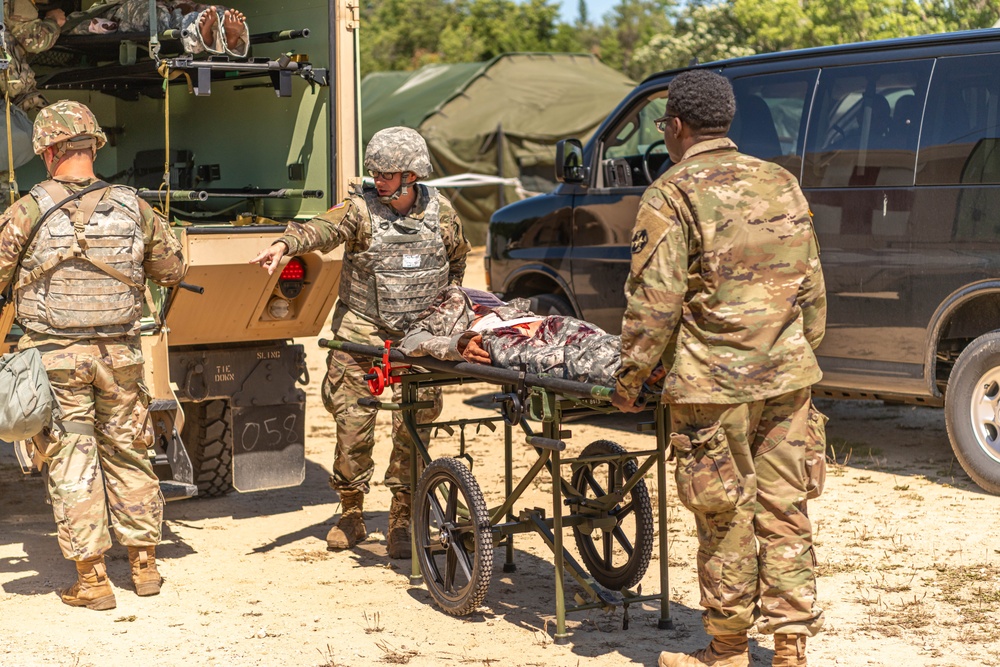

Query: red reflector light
left=280, top=258, right=305, bottom=281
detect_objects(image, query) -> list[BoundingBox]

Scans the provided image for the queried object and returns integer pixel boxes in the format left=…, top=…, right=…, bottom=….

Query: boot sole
left=62, top=593, right=117, bottom=611
left=135, top=582, right=161, bottom=596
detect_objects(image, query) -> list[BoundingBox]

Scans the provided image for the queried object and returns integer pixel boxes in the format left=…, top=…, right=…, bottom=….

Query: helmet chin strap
left=377, top=173, right=413, bottom=205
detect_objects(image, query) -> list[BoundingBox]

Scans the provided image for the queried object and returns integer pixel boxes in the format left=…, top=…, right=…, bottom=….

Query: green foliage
left=360, top=0, right=1000, bottom=79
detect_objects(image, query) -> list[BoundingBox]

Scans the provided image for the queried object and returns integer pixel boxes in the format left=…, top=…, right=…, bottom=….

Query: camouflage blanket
left=398, top=286, right=621, bottom=387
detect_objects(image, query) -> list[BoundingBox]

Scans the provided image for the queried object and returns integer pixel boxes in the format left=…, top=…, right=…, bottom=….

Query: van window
left=803, top=61, right=932, bottom=188
left=601, top=92, right=669, bottom=187
left=917, top=54, right=1000, bottom=186
left=731, top=70, right=818, bottom=174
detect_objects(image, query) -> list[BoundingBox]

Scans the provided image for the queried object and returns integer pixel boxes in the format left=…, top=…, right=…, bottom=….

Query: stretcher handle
left=318, top=338, right=614, bottom=401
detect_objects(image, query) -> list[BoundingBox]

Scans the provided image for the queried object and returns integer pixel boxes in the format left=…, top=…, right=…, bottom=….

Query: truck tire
left=180, top=399, right=234, bottom=497
left=527, top=293, right=574, bottom=317
left=944, top=331, right=1000, bottom=495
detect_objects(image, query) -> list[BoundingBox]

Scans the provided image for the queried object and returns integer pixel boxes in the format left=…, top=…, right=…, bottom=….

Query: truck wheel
left=180, top=399, right=234, bottom=497
left=945, top=331, right=1000, bottom=495
left=527, top=293, right=573, bottom=317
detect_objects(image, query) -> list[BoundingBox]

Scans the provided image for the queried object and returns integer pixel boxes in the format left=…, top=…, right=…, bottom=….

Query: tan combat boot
left=60, top=556, right=117, bottom=611
left=386, top=491, right=412, bottom=560
left=658, top=633, right=750, bottom=667
left=128, top=546, right=162, bottom=596
left=326, top=488, right=367, bottom=550
left=772, top=634, right=807, bottom=667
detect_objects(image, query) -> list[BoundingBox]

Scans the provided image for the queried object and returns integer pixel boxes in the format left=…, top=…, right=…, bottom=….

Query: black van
left=486, top=29, right=1000, bottom=494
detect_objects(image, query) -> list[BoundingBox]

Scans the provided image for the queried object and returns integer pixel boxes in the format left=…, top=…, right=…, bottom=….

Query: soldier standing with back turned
left=610, top=71, right=828, bottom=667
left=0, top=101, right=186, bottom=610
left=251, top=127, right=470, bottom=559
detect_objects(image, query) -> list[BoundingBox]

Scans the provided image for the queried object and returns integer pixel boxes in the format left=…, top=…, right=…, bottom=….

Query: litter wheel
left=570, top=439, right=654, bottom=590
left=414, top=458, right=494, bottom=616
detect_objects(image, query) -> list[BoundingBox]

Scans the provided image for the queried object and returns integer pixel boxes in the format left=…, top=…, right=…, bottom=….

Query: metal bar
left=183, top=225, right=287, bottom=235
left=405, top=377, right=423, bottom=584
left=319, top=339, right=613, bottom=401
left=503, top=384, right=516, bottom=572
left=250, top=28, right=311, bottom=45
left=489, top=448, right=550, bottom=526
left=656, top=401, right=673, bottom=629
left=137, top=189, right=208, bottom=202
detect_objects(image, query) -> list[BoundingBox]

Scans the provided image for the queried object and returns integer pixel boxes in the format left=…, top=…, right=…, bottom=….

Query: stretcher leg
left=656, top=402, right=673, bottom=629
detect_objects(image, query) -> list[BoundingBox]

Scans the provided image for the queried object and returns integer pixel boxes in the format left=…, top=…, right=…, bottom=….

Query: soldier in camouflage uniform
left=251, top=126, right=470, bottom=559
left=610, top=71, right=828, bottom=667
left=0, top=101, right=186, bottom=611
left=398, top=285, right=624, bottom=387
left=2, top=0, right=66, bottom=112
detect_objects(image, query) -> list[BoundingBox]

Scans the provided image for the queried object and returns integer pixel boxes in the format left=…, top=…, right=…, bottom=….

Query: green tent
left=361, top=53, right=634, bottom=243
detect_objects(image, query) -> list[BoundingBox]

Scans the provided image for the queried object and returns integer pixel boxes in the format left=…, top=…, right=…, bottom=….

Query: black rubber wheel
left=180, top=399, right=234, bottom=497
left=414, top=458, right=494, bottom=616
left=571, top=440, right=654, bottom=590
left=527, top=293, right=574, bottom=317
left=944, top=332, right=1000, bottom=494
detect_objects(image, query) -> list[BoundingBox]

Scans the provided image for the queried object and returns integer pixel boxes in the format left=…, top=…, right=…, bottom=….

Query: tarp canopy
left=361, top=53, right=634, bottom=242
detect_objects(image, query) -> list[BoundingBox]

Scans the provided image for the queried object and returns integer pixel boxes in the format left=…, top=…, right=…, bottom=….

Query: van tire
left=180, top=399, right=234, bottom=497
left=527, top=293, right=574, bottom=317
left=944, top=331, right=1000, bottom=495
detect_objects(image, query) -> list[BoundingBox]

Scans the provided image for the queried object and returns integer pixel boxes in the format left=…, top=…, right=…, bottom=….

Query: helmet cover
left=364, top=126, right=432, bottom=179
left=32, top=100, right=107, bottom=156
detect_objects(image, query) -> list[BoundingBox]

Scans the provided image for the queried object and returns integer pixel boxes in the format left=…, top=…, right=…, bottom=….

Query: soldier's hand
left=249, top=242, right=287, bottom=275
left=461, top=335, right=491, bottom=365
left=611, top=389, right=642, bottom=413
left=45, top=8, right=67, bottom=26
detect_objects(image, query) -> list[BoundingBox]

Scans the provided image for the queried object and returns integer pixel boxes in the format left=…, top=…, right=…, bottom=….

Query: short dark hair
left=666, top=70, right=736, bottom=132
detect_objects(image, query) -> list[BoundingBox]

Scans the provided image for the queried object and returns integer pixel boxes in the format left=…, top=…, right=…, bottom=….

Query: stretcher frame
left=320, top=338, right=673, bottom=641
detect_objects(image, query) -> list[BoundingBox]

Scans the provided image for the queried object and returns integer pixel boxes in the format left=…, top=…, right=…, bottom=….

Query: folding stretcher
left=319, top=338, right=673, bottom=641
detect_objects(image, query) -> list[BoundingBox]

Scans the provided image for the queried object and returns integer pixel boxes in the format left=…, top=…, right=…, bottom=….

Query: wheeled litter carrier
left=319, top=338, right=673, bottom=641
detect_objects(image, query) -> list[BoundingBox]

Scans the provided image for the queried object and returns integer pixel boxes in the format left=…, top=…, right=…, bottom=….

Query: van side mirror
left=555, top=139, right=587, bottom=184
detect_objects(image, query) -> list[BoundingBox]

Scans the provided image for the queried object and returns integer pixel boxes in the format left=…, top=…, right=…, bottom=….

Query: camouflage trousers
left=322, top=348, right=442, bottom=495
left=669, top=387, right=825, bottom=637
left=32, top=341, right=162, bottom=561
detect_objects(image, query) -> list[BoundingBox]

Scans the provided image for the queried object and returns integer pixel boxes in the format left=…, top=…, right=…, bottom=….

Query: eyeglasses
left=368, top=170, right=398, bottom=180
left=654, top=116, right=677, bottom=132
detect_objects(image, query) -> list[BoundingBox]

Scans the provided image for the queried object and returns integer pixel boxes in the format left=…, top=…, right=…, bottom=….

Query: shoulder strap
left=18, top=179, right=111, bottom=269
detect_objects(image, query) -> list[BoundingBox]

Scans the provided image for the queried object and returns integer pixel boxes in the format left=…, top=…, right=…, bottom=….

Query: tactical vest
left=339, top=185, right=449, bottom=333
left=15, top=182, right=146, bottom=338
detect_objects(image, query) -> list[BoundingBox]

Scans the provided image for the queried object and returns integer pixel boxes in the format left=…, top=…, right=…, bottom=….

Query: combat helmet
left=32, top=100, right=107, bottom=157
left=364, top=126, right=433, bottom=179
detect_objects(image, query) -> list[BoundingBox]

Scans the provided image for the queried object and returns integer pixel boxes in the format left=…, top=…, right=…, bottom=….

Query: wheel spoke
left=449, top=535, right=474, bottom=583
left=445, top=546, right=459, bottom=592
left=582, top=469, right=606, bottom=498
left=611, top=525, right=635, bottom=556
left=446, top=480, right=459, bottom=522
left=602, top=529, right=614, bottom=566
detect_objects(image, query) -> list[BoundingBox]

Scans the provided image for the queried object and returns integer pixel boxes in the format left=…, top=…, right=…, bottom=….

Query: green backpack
left=0, top=347, right=59, bottom=442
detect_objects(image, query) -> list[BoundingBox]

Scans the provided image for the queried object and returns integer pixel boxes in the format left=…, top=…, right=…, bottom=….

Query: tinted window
left=731, top=70, right=818, bottom=175
left=803, top=61, right=931, bottom=188
left=918, top=54, right=1000, bottom=186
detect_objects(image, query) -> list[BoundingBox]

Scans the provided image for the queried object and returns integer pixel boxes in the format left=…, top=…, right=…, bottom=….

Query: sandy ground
left=2, top=252, right=1000, bottom=667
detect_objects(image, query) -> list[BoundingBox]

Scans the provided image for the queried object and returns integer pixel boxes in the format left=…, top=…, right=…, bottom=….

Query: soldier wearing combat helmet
left=251, top=126, right=470, bottom=559
left=0, top=100, right=186, bottom=610
left=611, top=70, right=828, bottom=667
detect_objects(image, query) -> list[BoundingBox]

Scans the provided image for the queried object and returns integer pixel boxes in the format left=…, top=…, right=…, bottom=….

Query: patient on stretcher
left=398, top=286, right=654, bottom=388
left=68, top=0, right=250, bottom=57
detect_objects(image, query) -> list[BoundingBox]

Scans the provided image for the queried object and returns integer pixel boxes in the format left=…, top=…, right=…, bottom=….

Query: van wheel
left=945, top=332, right=1000, bottom=494
left=180, top=399, right=234, bottom=497
left=527, top=293, right=574, bottom=317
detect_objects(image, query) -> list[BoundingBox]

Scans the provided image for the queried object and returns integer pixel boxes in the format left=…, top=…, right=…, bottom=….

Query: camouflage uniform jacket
left=614, top=137, right=827, bottom=405
left=0, top=175, right=187, bottom=348
left=8, top=0, right=61, bottom=53
left=399, top=286, right=622, bottom=386
left=279, top=185, right=470, bottom=343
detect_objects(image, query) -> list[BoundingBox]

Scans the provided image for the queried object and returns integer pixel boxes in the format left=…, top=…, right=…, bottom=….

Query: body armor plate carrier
left=15, top=181, right=147, bottom=338
left=339, top=185, right=448, bottom=333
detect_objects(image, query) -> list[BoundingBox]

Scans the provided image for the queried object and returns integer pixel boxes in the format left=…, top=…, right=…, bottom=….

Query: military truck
left=1, top=0, right=360, bottom=499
